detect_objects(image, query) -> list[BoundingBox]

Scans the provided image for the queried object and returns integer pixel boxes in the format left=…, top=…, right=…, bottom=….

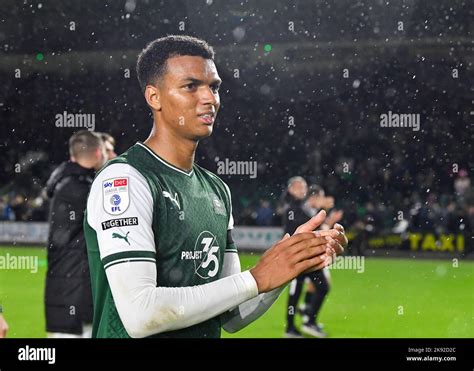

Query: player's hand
left=294, top=209, right=327, bottom=234
left=326, top=209, right=344, bottom=228
left=293, top=210, right=347, bottom=267
left=292, top=209, right=340, bottom=272
left=311, top=223, right=348, bottom=268
left=333, top=223, right=348, bottom=251
left=250, top=232, right=329, bottom=293
left=0, top=314, right=9, bottom=338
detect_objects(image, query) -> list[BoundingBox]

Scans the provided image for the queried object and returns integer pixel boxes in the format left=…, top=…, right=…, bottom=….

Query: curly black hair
left=136, top=35, right=215, bottom=92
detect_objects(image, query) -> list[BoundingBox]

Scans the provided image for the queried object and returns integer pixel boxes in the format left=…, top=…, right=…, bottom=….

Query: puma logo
left=112, top=231, right=130, bottom=245
left=162, top=191, right=180, bottom=210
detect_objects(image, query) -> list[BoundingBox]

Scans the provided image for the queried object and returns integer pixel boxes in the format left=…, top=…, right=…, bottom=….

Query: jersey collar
left=137, top=142, right=194, bottom=177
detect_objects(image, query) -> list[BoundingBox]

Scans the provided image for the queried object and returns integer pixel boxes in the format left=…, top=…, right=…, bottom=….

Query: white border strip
left=103, top=257, right=156, bottom=269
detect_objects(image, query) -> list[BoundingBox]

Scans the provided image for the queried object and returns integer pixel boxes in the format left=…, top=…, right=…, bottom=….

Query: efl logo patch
left=103, top=177, right=130, bottom=215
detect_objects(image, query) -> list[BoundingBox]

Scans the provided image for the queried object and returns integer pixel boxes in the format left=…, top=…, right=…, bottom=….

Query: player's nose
left=199, top=86, right=219, bottom=107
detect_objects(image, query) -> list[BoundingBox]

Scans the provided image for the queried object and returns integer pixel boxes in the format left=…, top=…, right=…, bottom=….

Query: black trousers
left=286, top=269, right=330, bottom=329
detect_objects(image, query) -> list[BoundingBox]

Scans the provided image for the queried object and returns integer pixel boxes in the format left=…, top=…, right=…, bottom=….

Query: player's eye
left=211, top=84, right=220, bottom=93
left=184, top=83, right=197, bottom=91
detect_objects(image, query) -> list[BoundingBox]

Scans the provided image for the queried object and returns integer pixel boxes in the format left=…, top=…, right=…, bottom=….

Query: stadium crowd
left=1, top=57, right=471, bottom=238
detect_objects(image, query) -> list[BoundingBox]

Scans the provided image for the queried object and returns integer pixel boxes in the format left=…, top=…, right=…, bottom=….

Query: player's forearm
left=106, top=262, right=258, bottom=338
left=220, top=285, right=286, bottom=333
left=219, top=250, right=285, bottom=333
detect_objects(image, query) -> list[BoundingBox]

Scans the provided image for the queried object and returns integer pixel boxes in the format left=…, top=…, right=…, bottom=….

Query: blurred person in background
left=255, top=199, right=274, bottom=226
left=44, top=130, right=106, bottom=338
left=348, top=202, right=378, bottom=256
left=99, top=132, right=117, bottom=160
left=454, top=169, right=470, bottom=200
left=299, top=185, right=344, bottom=337
left=0, top=197, right=8, bottom=221
left=10, top=194, right=28, bottom=221
left=282, top=178, right=344, bottom=338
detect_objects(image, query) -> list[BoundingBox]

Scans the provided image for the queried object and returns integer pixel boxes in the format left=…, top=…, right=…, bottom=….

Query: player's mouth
left=197, top=112, right=215, bottom=125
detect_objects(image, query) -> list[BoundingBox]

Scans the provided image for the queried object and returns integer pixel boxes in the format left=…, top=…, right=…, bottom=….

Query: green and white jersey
left=84, top=142, right=243, bottom=338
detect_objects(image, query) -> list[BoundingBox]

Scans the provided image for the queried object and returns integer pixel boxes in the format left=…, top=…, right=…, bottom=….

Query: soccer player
left=300, top=185, right=344, bottom=338
left=84, top=35, right=348, bottom=338
left=283, top=179, right=345, bottom=338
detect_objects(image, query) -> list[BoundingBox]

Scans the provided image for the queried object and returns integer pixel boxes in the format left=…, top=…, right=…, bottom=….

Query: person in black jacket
left=299, top=185, right=344, bottom=338
left=45, top=130, right=106, bottom=337
left=282, top=176, right=311, bottom=337
left=283, top=177, right=344, bottom=338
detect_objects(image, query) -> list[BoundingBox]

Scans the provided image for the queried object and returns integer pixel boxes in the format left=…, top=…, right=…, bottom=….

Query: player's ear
left=144, top=85, right=162, bottom=111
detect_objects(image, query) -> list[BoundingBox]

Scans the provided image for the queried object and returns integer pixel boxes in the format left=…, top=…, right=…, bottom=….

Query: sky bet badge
left=102, top=177, right=130, bottom=215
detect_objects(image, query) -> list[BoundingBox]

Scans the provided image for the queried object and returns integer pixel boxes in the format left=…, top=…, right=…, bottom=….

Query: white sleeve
left=220, top=252, right=286, bottom=333
left=87, top=163, right=156, bottom=263
left=87, top=163, right=259, bottom=338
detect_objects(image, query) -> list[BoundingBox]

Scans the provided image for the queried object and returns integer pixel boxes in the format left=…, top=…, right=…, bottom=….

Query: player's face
left=104, top=141, right=117, bottom=160
left=289, top=180, right=308, bottom=200
left=158, top=55, right=221, bottom=141
left=307, top=194, right=320, bottom=208
left=323, top=196, right=335, bottom=209
left=307, top=192, right=326, bottom=208
left=93, top=144, right=107, bottom=170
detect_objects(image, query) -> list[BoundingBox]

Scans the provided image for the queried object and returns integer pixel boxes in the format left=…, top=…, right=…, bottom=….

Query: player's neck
left=73, top=157, right=96, bottom=170
left=144, top=126, right=196, bottom=172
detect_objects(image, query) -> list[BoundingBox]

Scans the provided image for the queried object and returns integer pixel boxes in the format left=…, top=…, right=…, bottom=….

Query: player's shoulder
left=90, top=153, right=152, bottom=204
left=94, top=161, right=143, bottom=187
left=94, top=143, right=148, bottom=181
left=87, top=152, right=154, bottom=224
